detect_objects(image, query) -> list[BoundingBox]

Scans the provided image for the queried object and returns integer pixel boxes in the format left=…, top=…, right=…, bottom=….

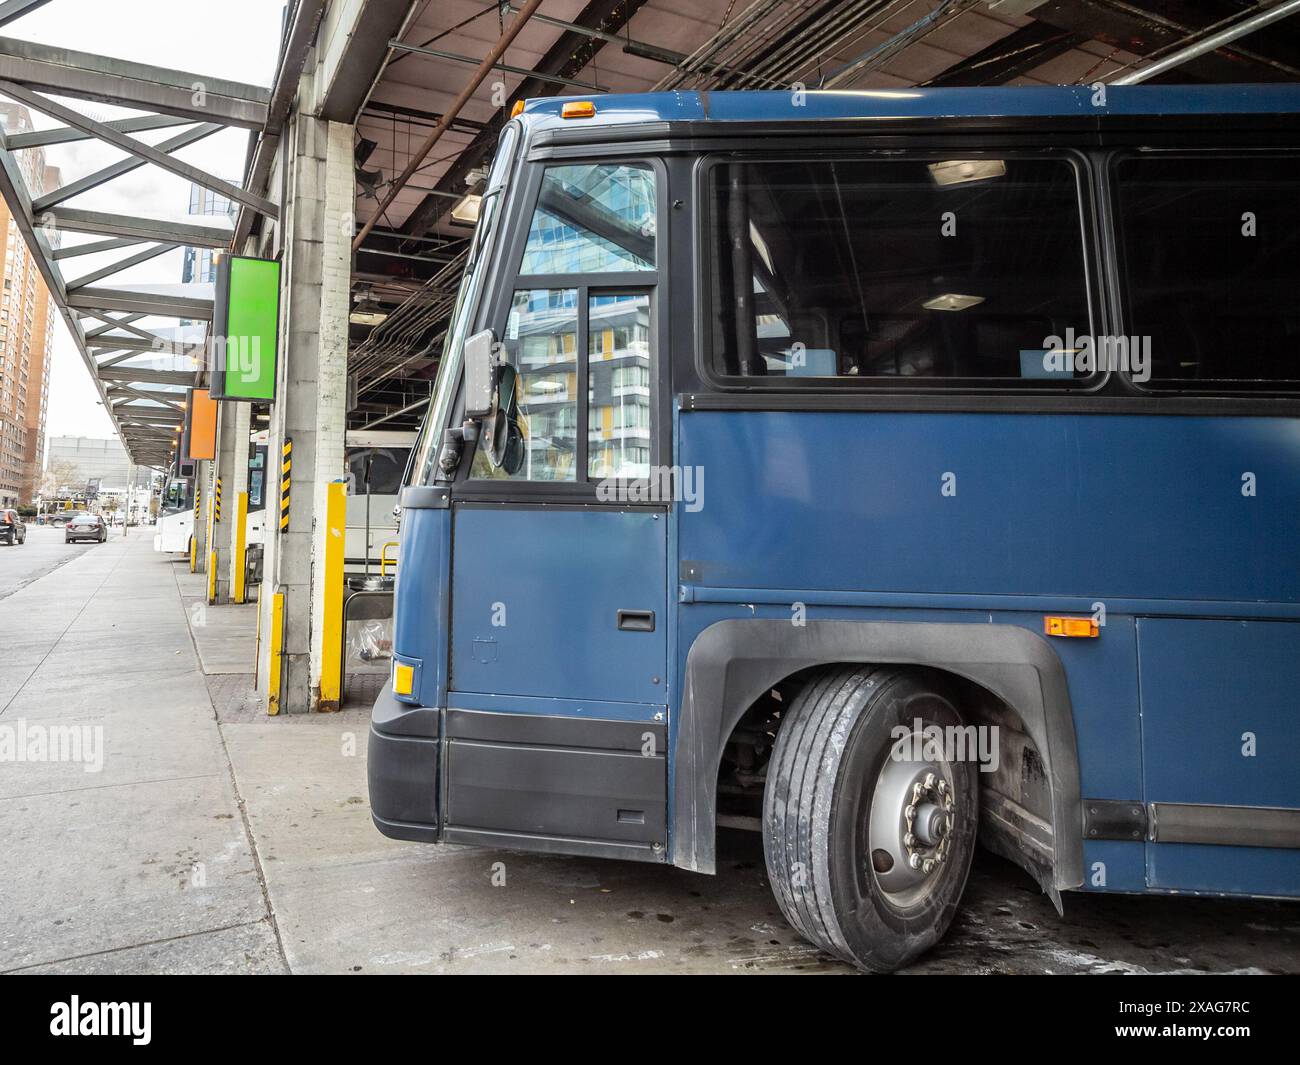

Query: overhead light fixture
left=350, top=311, right=388, bottom=327
left=928, top=159, right=1006, bottom=186
left=451, top=193, right=482, bottom=225
left=923, top=293, right=984, bottom=312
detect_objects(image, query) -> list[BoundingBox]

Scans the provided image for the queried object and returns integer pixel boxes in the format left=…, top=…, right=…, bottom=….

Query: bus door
left=444, top=160, right=669, bottom=858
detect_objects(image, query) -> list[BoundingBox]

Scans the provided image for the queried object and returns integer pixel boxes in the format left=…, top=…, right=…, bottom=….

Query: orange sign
left=187, top=388, right=217, bottom=460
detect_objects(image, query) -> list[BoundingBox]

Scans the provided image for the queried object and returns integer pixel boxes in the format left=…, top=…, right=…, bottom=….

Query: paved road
left=0, top=525, right=94, bottom=601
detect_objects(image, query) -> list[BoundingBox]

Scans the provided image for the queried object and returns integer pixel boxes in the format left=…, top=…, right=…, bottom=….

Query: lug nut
left=909, top=854, right=922, bottom=870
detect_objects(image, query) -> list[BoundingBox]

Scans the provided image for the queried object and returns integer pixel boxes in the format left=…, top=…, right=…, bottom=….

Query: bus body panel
left=154, top=509, right=193, bottom=553
left=675, top=411, right=1300, bottom=605
left=673, top=409, right=1300, bottom=893
left=449, top=505, right=668, bottom=704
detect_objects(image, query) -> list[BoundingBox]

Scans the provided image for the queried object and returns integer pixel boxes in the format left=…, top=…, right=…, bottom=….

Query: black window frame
left=694, top=147, right=1107, bottom=396
left=1106, top=147, right=1300, bottom=397
left=452, top=154, right=671, bottom=502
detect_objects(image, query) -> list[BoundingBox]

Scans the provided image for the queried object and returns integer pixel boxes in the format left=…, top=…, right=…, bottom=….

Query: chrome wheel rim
left=867, top=727, right=957, bottom=908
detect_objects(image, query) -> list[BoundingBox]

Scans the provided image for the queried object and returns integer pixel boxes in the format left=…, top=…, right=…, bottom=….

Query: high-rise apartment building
left=0, top=102, right=58, bottom=507
left=182, top=182, right=237, bottom=285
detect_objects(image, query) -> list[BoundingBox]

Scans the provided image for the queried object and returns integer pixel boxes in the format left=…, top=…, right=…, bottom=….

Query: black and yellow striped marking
left=279, top=437, right=292, bottom=533
left=214, top=477, right=223, bottom=523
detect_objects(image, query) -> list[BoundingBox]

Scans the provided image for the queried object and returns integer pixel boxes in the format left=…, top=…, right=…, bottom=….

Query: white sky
left=4, top=1, right=286, bottom=445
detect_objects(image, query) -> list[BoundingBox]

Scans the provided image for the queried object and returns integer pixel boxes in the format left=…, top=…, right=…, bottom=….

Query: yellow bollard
left=267, top=590, right=284, bottom=716
left=233, top=491, right=248, bottom=604
left=318, top=480, right=346, bottom=712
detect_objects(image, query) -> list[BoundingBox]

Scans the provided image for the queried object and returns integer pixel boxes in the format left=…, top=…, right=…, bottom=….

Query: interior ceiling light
left=928, top=159, right=1006, bottom=186
left=349, top=311, right=388, bottom=326
left=451, top=193, right=482, bottom=225
left=922, top=293, right=984, bottom=312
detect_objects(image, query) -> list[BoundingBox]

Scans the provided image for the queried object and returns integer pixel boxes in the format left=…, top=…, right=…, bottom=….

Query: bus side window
left=706, top=156, right=1092, bottom=385
left=1114, top=153, right=1300, bottom=390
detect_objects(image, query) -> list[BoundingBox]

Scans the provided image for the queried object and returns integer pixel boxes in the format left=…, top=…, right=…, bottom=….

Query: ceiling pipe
left=1112, top=0, right=1300, bottom=84
left=353, top=0, right=545, bottom=252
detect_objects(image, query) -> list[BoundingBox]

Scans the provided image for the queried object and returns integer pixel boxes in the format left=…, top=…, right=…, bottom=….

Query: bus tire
left=762, top=666, right=978, bottom=972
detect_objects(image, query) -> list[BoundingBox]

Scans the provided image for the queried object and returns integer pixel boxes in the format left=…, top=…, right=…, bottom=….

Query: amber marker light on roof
left=561, top=100, right=596, bottom=119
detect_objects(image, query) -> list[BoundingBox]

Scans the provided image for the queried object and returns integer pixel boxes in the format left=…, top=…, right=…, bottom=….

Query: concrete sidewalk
left=3, top=531, right=1298, bottom=975
left=0, top=529, right=283, bottom=973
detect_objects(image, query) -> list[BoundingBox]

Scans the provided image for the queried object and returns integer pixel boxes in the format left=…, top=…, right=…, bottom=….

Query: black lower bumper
left=368, top=688, right=440, bottom=843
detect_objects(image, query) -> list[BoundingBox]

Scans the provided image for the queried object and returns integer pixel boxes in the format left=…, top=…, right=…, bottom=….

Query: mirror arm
left=436, top=419, right=481, bottom=478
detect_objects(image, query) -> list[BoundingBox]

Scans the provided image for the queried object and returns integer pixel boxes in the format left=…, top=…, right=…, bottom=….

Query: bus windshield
left=410, top=123, right=520, bottom=486
left=162, top=478, right=190, bottom=513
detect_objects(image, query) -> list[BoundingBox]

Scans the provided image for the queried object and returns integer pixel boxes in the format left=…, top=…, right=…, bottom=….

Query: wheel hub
left=868, top=733, right=957, bottom=899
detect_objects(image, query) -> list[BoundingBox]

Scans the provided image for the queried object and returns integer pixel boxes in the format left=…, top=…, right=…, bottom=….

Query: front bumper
left=368, top=687, right=440, bottom=843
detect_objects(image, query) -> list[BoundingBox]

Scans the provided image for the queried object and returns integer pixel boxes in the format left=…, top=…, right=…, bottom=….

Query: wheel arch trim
left=671, top=618, right=1083, bottom=891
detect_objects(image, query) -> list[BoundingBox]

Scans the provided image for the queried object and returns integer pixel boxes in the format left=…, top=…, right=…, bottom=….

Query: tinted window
left=706, top=157, right=1091, bottom=384
left=346, top=447, right=411, bottom=495
left=519, top=164, right=656, bottom=274
left=1115, top=154, right=1300, bottom=388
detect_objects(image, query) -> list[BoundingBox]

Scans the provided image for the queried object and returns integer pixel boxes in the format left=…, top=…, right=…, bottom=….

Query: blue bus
left=369, top=85, right=1300, bottom=972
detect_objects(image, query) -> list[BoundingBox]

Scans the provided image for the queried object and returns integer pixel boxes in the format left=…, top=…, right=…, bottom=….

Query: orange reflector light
left=510, top=100, right=525, bottom=118
left=393, top=662, right=414, bottom=696
left=1044, top=616, right=1099, bottom=639
left=561, top=100, right=596, bottom=119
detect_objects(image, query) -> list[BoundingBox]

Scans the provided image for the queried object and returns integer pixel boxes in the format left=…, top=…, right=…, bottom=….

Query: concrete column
left=212, top=400, right=251, bottom=604
left=255, top=94, right=351, bottom=713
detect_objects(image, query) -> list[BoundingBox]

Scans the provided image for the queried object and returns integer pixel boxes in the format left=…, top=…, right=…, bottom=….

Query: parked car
left=65, top=512, right=107, bottom=544
left=0, top=509, right=25, bottom=545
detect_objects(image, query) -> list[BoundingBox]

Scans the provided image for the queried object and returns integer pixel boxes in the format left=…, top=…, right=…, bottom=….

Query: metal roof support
left=65, top=242, right=179, bottom=291
left=0, top=1, right=50, bottom=27
left=0, top=80, right=278, bottom=217
left=32, top=122, right=223, bottom=212
left=386, top=39, right=609, bottom=92
left=66, top=286, right=213, bottom=320
left=353, top=0, right=545, bottom=251
left=44, top=207, right=231, bottom=247
left=394, top=0, right=650, bottom=241
left=7, top=113, right=191, bottom=149
left=0, top=35, right=269, bottom=126
left=1112, top=0, right=1300, bottom=83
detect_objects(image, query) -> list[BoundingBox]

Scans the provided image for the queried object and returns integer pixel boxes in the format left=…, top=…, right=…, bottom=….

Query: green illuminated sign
left=210, top=255, right=281, bottom=401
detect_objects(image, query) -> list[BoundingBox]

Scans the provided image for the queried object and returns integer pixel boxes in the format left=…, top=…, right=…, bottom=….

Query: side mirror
left=462, top=329, right=496, bottom=418
left=437, top=329, right=495, bottom=478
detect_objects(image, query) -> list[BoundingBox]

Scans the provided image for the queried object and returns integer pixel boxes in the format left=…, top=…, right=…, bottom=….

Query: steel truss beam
left=33, top=122, right=222, bottom=212
left=0, top=1, right=51, bottom=28
left=0, top=24, right=274, bottom=456
left=42, top=206, right=231, bottom=247
left=0, top=80, right=277, bottom=216
left=0, top=34, right=269, bottom=127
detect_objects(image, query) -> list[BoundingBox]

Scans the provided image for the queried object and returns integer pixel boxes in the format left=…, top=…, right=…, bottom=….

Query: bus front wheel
left=762, top=666, right=978, bottom=972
